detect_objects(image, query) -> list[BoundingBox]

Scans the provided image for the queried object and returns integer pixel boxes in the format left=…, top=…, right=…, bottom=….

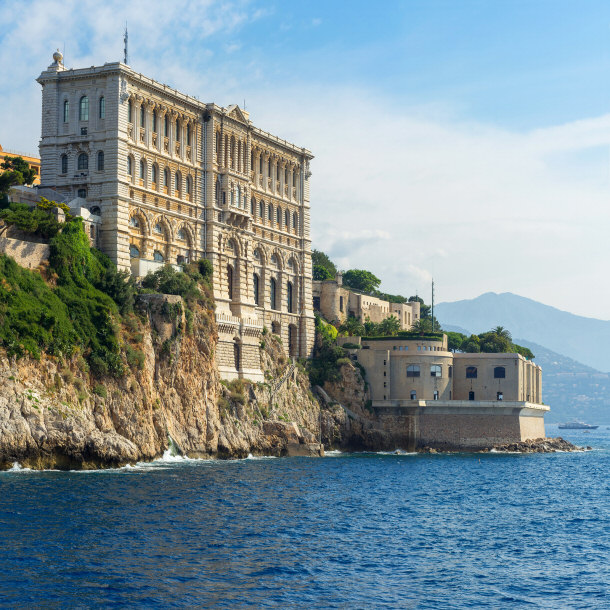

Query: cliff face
left=0, top=295, right=329, bottom=469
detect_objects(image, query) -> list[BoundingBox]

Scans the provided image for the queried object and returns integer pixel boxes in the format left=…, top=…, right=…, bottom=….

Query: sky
left=1, top=0, right=610, bottom=318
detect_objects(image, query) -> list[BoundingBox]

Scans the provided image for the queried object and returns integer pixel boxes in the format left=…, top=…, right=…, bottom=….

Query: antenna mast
left=431, top=278, right=435, bottom=331
left=123, top=24, right=128, bottom=65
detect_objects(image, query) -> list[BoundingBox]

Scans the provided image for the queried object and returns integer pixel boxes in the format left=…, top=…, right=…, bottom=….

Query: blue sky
left=1, top=0, right=610, bottom=317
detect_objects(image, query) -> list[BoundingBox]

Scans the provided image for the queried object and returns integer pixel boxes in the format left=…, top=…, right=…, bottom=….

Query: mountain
left=435, top=292, right=610, bottom=372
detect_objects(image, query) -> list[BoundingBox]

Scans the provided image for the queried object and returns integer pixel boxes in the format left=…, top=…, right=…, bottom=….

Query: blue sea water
left=1, top=425, right=610, bottom=608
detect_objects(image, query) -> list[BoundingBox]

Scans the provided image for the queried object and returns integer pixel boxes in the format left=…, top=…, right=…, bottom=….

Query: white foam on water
left=324, top=450, right=344, bottom=456
left=8, top=462, right=30, bottom=472
left=245, top=453, right=277, bottom=460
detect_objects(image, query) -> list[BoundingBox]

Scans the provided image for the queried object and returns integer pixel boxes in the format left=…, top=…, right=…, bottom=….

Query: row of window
left=127, top=158, right=193, bottom=195
left=129, top=245, right=189, bottom=265
left=404, top=365, right=506, bottom=379
left=128, top=101, right=193, bottom=146
left=393, top=345, right=443, bottom=352
left=63, top=96, right=104, bottom=123
left=61, top=151, right=104, bottom=173
left=404, top=390, right=503, bottom=401
left=226, top=265, right=295, bottom=312
left=129, top=216, right=188, bottom=242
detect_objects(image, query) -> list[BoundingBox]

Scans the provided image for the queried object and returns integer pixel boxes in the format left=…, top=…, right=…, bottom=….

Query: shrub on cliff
left=308, top=315, right=347, bottom=386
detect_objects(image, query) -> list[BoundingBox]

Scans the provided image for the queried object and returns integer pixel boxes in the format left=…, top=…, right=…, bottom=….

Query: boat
left=558, top=420, right=599, bottom=430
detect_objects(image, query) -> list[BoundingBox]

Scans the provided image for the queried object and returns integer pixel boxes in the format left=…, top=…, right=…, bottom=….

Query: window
left=164, top=168, right=169, bottom=187
left=152, top=165, right=157, bottom=184
left=285, top=210, right=289, bottom=228
left=430, top=365, right=442, bottom=377
left=268, top=204, right=273, bottom=221
left=153, top=110, right=157, bottom=132
left=140, top=159, right=145, bottom=179
left=433, top=390, right=439, bottom=400
left=251, top=198, right=255, bottom=215
left=285, top=168, right=288, bottom=183
left=407, top=365, right=420, bottom=378
left=63, top=100, right=69, bottom=123
left=175, top=172, right=181, bottom=193
left=339, top=296, right=344, bottom=312
left=449, top=366, right=452, bottom=378
left=313, top=296, right=320, bottom=311
left=253, top=273, right=260, bottom=305
left=140, top=105, right=145, bottom=129
left=61, top=154, right=68, bottom=174
left=127, top=157, right=132, bottom=175
left=268, top=158, right=271, bottom=177
left=177, top=228, right=186, bottom=240
left=466, top=366, right=478, bottom=379
left=186, top=124, right=191, bottom=146
left=277, top=163, right=280, bottom=180
left=129, top=216, right=140, bottom=228
left=175, top=121, right=180, bottom=142
left=259, top=201, right=263, bottom=217
left=270, top=278, right=277, bottom=310
left=79, top=96, right=89, bottom=121
left=77, top=188, right=87, bottom=198
left=153, top=251, right=165, bottom=262
left=270, top=254, right=278, bottom=268
left=128, top=100, right=133, bottom=123
left=497, top=392, right=503, bottom=401
left=259, top=156, right=263, bottom=173
left=98, top=96, right=105, bottom=119
left=164, top=115, right=169, bottom=137
left=90, top=206, right=101, bottom=216
left=287, top=282, right=293, bottom=313
left=97, top=151, right=104, bottom=171
left=77, top=153, right=88, bottom=170
left=227, top=265, right=234, bottom=300
left=410, top=391, right=417, bottom=400
left=494, top=366, right=506, bottom=379
left=154, top=222, right=162, bottom=234
left=469, top=391, right=475, bottom=401
left=293, top=212, right=297, bottom=231
left=277, top=207, right=281, bottom=225
left=130, top=245, right=139, bottom=258
left=186, top=176, right=192, bottom=195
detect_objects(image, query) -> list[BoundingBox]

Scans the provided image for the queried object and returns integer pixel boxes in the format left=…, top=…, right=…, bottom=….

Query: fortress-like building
left=37, top=52, right=315, bottom=380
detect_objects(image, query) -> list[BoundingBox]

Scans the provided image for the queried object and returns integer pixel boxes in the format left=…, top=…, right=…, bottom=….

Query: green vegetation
left=447, top=326, right=535, bottom=359
left=312, top=249, right=336, bottom=281
left=0, top=156, right=36, bottom=206
left=342, top=269, right=381, bottom=294
left=307, top=315, right=347, bottom=386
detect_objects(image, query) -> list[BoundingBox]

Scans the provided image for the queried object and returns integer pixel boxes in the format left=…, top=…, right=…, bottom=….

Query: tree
left=312, top=250, right=336, bottom=278
left=339, top=315, right=365, bottom=337
left=491, top=326, right=512, bottom=342
left=378, top=315, right=400, bottom=336
left=446, top=331, right=467, bottom=352
left=342, top=269, right=381, bottom=294
left=412, top=318, right=433, bottom=334
left=0, top=156, right=36, bottom=205
left=461, top=334, right=481, bottom=353
left=313, top=264, right=333, bottom=281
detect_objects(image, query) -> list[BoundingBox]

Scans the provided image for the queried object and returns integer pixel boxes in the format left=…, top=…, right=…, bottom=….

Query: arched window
left=186, top=176, right=192, bottom=195
left=90, top=206, right=101, bottom=216
left=139, top=159, right=146, bottom=180
left=268, top=204, right=273, bottom=221
left=259, top=201, right=264, bottom=218
left=152, top=110, right=157, bottom=132
left=129, top=216, right=140, bottom=228
left=259, top=155, right=263, bottom=173
left=175, top=121, right=181, bottom=142
left=63, top=99, right=69, bottom=123
left=140, top=105, right=145, bottom=129
left=270, top=254, right=279, bottom=268
left=287, top=281, right=293, bottom=313
left=130, top=245, right=140, bottom=258
left=175, top=172, right=181, bottom=193
left=164, top=115, right=169, bottom=137
left=276, top=163, right=280, bottom=181
left=253, top=273, right=260, bottom=305
left=276, top=207, right=281, bottom=225
left=407, top=365, right=420, bottom=378
left=127, top=157, right=133, bottom=175
left=466, top=366, right=478, bottom=379
left=164, top=168, right=169, bottom=187
left=410, top=390, right=417, bottom=400
left=292, top=168, right=296, bottom=185
left=293, top=212, right=298, bottom=231
left=128, top=100, right=133, bottom=122
left=285, top=168, right=288, bottom=184
left=99, top=96, right=105, bottom=119
left=216, top=132, right=221, bottom=162
left=430, top=365, right=442, bottom=377
left=251, top=198, right=255, bottom=215
left=270, top=277, right=277, bottom=310
left=236, top=185, right=241, bottom=208
left=77, top=153, right=88, bottom=170
left=285, top=210, right=289, bottom=228
left=153, top=250, right=165, bottom=262
left=268, top=158, right=271, bottom=177
left=227, top=265, right=234, bottom=300
left=154, top=222, right=162, bottom=234
left=494, top=366, right=506, bottom=379
left=79, top=96, right=89, bottom=121
left=243, top=145, right=247, bottom=172
left=152, top=164, right=157, bottom=184
left=230, top=137, right=235, bottom=169
left=97, top=151, right=104, bottom=171
left=60, top=154, right=68, bottom=174
left=215, top=177, right=220, bottom=203
left=177, top=228, right=186, bottom=240
left=186, top=124, right=191, bottom=146
left=253, top=248, right=261, bottom=262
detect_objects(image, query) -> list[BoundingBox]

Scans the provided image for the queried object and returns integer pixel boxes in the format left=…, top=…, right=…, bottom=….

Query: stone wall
left=0, top=237, right=49, bottom=270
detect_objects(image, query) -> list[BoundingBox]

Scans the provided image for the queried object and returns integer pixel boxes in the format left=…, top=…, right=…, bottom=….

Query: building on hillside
left=0, top=144, right=41, bottom=185
left=347, top=334, right=547, bottom=449
left=313, top=273, right=420, bottom=330
left=36, top=50, right=315, bottom=381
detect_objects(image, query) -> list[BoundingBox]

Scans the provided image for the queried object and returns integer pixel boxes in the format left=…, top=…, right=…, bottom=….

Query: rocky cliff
left=0, top=293, right=350, bottom=470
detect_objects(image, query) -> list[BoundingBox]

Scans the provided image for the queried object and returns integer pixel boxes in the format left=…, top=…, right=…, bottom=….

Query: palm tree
left=491, top=326, right=512, bottom=341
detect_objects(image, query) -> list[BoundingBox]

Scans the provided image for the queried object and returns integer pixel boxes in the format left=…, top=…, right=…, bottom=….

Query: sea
left=1, top=424, right=610, bottom=608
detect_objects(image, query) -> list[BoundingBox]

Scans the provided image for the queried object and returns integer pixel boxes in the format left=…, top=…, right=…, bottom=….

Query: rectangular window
left=339, top=296, right=344, bottom=312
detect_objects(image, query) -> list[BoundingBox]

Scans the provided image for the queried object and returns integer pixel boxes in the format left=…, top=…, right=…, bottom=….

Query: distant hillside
left=436, top=292, right=610, bottom=372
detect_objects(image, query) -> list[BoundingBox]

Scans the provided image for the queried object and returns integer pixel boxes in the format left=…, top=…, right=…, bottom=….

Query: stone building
left=350, top=335, right=547, bottom=448
left=313, top=273, right=420, bottom=330
left=37, top=51, right=315, bottom=381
